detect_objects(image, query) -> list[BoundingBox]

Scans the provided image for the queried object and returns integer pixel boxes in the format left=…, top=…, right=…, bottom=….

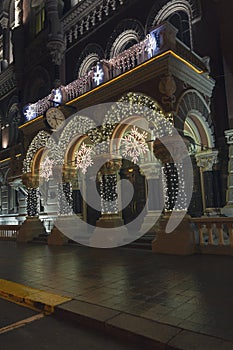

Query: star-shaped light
left=122, top=126, right=149, bottom=163
left=40, top=157, right=54, bottom=181
left=53, top=88, right=63, bottom=106
left=24, top=104, right=36, bottom=121
left=75, top=143, right=94, bottom=174
left=93, top=64, right=104, bottom=86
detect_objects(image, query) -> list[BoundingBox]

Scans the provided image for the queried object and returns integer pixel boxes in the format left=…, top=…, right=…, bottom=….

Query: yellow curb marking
left=0, top=313, right=44, bottom=335
left=0, top=279, right=71, bottom=313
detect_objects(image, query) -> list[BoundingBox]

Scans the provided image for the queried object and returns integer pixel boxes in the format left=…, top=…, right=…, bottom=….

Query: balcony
left=22, top=22, right=210, bottom=123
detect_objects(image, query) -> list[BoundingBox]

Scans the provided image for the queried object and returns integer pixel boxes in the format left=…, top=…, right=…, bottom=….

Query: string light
left=40, top=157, right=54, bottom=181
left=162, top=163, right=187, bottom=212
left=57, top=183, right=73, bottom=216
left=100, top=174, right=118, bottom=214
left=26, top=188, right=40, bottom=216
left=23, top=131, right=51, bottom=173
left=75, top=143, right=94, bottom=174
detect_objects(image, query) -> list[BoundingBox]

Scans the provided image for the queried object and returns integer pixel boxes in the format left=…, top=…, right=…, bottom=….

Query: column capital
left=100, top=157, right=122, bottom=175
left=140, top=162, right=161, bottom=179
left=225, top=129, right=233, bottom=144
left=195, top=150, right=218, bottom=171
left=153, top=135, right=189, bottom=163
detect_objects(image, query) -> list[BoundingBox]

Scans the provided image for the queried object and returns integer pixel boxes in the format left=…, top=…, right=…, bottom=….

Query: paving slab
left=168, top=330, right=233, bottom=350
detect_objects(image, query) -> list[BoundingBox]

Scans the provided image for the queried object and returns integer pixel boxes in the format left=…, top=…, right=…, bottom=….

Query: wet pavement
left=0, top=241, right=233, bottom=345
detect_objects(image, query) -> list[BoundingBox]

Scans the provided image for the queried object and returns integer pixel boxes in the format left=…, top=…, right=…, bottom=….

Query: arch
left=177, top=90, right=215, bottom=149
left=146, top=0, right=202, bottom=32
left=105, top=19, right=145, bottom=59
left=75, top=44, right=104, bottom=78
left=22, top=131, right=51, bottom=173
left=57, top=115, right=96, bottom=165
left=103, top=92, right=172, bottom=146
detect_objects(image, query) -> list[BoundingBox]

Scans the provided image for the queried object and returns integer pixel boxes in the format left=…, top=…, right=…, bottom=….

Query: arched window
left=167, top=11, right=191, bottom=48
left=106, top=20, right=145, bottom=59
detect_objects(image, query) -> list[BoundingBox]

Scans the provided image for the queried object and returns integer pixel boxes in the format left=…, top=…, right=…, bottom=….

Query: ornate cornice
left=62, top=0, right=128, bottom=46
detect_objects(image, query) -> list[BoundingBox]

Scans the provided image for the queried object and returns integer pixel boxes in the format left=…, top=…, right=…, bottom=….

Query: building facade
left=0, top=0, right=232, bottom=252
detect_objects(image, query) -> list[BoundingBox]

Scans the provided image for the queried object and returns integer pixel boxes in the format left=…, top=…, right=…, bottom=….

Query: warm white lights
left=75, top=143, right=94, bottom=174
left=122, top=126, right=149, bottom=163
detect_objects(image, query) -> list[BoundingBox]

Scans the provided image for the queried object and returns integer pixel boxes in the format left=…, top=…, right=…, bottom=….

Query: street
left=0, top=298, right=145, bottom=350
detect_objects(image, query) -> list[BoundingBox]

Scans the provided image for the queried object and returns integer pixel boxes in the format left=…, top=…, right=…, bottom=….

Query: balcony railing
left=23, top=22, right=208, bottom=123
left=192, top=217, right=233, bottom=253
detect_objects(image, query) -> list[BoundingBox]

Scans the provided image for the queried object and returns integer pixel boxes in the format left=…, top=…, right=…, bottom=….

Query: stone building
left=0, top=0, right=233, bottom=253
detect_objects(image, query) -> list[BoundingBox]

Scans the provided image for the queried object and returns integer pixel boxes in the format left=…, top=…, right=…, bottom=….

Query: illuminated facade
left=0, top=0, right=232, bottom=252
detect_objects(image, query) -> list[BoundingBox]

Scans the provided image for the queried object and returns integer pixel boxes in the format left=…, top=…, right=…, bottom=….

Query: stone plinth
left=90, top=215, right=128, bottom=248
left=17, top=217, right=46, bottom=243
left=152, top=213, right=195, bottom=255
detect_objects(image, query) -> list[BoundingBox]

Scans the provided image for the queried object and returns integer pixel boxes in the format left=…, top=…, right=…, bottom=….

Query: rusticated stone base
left=152, top=213, right=195, bottom=255
left=90, top=214, right=128, bottom=248
left=17, top=217, right=46, bottom=243
left=48, top=226, right=69, bottom=246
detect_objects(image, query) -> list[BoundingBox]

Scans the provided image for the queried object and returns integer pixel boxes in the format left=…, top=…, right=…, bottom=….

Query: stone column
left=152, top=136, right=195, bottom=255
left=45, top=0, right=65, bottom=79
left=91, top=158, right=128, bottom=247
left=221, top=130, right=233, bottom=216
left=139, top=161, right=162, bottom=234
left=17, top=173, right=46, bottom=243
left=48, top=166, right=73, bottom=245
left=195, top=150, right=218, bottom=215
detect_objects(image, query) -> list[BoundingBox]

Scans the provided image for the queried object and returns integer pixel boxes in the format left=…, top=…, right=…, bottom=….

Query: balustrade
left=192, top=217, right=233, bottom=248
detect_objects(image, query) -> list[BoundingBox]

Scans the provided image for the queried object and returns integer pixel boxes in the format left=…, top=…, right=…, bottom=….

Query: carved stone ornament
left=159, top=73, right=177, bottom=108
left=195, top=150, right=218, bottom=172
left=47, top=40, right=66, bottom=65
left=225, top=129, right=233, bottom=145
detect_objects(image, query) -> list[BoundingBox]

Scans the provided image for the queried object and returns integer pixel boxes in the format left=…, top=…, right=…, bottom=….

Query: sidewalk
left=0, top=241, right=233, bottom=349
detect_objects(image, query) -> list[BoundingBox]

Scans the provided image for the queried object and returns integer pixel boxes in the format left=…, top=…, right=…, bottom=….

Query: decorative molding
left=195, top=150, right=218, bottom=172
left=62, top=0, right=129, bottom=46
left=225, top=129, right=233, bottom=145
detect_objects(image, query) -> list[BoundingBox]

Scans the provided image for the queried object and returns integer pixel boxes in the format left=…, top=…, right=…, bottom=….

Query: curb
left=0, top=279, right=71, bottom=313
left=54, top=299, right=233, bottom=350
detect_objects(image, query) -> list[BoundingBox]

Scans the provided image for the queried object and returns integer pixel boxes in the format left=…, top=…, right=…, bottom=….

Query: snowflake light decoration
left=146, top=32, right=158, bottom=58
left=52, top=87, right=63, bottom=106
left=24, top=104, right=36, bottom=121
left=122, top=126, right=149, bottom=163
left=93, top=63, right=104, bottom=86
left=40, top=157, right=54, bottom=181
left=75, top=143, right=94, bottom=174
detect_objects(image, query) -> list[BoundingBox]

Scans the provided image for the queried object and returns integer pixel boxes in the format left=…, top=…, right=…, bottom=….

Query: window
left=167, top=11, right=191, bottom=48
